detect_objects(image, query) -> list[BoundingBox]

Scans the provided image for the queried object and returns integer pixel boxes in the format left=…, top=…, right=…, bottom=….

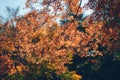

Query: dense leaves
left=0, top=0, right=120, bottom=80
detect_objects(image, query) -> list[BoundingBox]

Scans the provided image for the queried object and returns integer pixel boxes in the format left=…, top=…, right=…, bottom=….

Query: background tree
left=0, top=0, right=120, bottom=80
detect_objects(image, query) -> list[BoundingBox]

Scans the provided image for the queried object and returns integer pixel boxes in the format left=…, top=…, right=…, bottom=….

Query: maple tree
left=0, top=0, right=120, bottom=80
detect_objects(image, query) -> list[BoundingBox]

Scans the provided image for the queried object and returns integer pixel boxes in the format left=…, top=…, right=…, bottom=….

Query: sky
left=0, top=0, right=93, bottom=20
left=0, top=0, right=30, bottom=18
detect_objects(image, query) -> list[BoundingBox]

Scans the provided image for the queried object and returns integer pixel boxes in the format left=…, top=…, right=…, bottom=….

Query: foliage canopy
left=0, top=0, right=120, bottom=80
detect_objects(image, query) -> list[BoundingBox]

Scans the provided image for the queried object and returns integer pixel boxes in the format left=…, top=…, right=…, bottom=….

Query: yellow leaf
left=16, top=66, right=22, bottom=72
left=71, top=74, right=82, bottom=80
